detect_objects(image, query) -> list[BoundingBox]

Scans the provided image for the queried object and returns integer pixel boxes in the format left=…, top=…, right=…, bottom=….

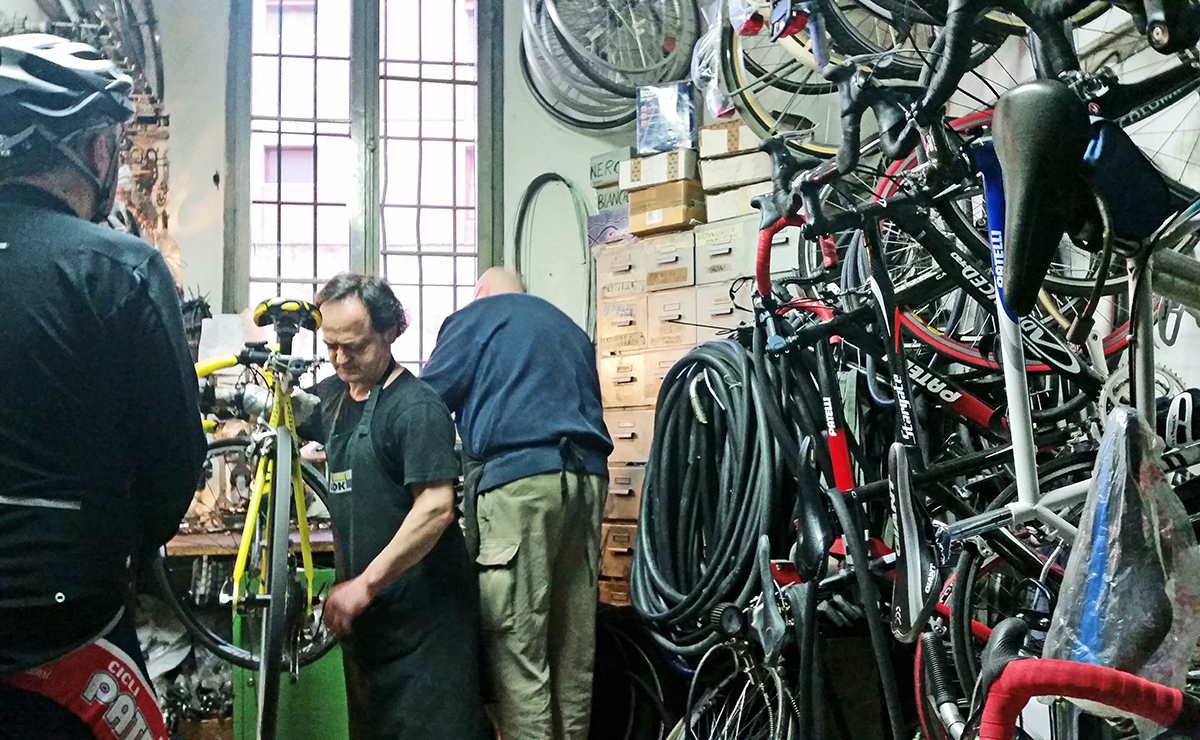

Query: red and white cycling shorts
left=0, top=637, right=168, bottom=740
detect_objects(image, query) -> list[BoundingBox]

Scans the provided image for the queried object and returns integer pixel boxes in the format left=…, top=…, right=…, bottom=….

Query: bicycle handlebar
left=978, top=659, right=1200, bottom=740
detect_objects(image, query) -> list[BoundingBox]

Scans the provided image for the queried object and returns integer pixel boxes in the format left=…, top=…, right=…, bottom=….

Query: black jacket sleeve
left=112, top=251, right=207, bottom=549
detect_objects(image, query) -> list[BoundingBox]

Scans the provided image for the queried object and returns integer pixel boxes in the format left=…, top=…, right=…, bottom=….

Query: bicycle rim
left=721, top=22, right=841, bottom=156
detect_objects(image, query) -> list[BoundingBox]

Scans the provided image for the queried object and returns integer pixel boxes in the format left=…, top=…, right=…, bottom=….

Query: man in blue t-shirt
left=422, top=268, right=613, bottom=740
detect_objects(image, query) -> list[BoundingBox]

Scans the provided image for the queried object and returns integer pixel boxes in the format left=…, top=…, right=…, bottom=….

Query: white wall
left=497, top=3, right=627, bottom=328
left=0, top=0, right=231, bottom=308
left=156, top=0, right=230, bottom=308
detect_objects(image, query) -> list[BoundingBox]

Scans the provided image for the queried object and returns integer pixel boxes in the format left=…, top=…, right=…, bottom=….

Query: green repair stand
left=232, top=569, right=349, bottom=740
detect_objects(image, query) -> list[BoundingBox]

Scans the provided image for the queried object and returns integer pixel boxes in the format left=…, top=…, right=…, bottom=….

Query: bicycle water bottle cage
left=253, top=297, right=322, bottom=353
left=992, top=79, right=1092, bottom=316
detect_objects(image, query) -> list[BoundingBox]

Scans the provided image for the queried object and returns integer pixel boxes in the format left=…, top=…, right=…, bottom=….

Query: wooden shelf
left=166, top=529, right=335, bottom=557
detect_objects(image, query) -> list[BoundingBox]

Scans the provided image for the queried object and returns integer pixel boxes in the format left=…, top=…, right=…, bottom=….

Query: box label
left=647, top=267, right=690, bottom=286
left=696, top=222, right=743, bottom=246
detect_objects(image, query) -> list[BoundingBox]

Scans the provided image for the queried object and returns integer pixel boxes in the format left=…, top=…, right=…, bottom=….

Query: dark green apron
left=325, top=368, right=489, bottom=740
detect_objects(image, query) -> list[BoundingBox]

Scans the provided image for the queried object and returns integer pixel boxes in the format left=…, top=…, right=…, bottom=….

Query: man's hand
left=323, top=576, right=374, bottom=635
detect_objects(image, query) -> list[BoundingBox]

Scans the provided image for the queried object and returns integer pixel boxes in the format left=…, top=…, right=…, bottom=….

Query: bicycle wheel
left=153, top=436, right=336, bottom=671
left=818, top=0, right=1003, bottom=81
left=255, top=428, right=295, bottom=740
left=720, top=21, right=842, bottom=156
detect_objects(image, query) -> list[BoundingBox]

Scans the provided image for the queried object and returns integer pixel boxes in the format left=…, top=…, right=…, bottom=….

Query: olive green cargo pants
left=475, top=471, right=607, bottom=740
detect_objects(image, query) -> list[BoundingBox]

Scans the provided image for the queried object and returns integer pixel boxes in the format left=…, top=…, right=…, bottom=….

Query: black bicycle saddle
left=991, top=79, right=1092, bottom=317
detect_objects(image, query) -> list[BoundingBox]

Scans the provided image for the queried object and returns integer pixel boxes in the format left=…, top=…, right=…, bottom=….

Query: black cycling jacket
left=0, top=184, right=206, bottom=674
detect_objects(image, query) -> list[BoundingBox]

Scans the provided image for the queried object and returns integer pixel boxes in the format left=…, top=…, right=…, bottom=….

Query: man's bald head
left=474, top=267, right=527, bottom=299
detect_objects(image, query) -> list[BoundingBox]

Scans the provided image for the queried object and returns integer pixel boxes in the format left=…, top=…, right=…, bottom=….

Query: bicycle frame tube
left=862, top=221, right=927, bottom=468
left=267, top=365, right=315, bottom=616
left=974, top=144, right=1041, bottom=511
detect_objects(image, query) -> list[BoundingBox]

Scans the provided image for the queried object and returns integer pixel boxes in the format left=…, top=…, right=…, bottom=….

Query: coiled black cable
left=630, top=339, right=780, bottom=656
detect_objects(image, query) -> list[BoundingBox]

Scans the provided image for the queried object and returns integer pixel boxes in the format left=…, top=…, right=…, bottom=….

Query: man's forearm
left=359, top=482, right=456, bottom=597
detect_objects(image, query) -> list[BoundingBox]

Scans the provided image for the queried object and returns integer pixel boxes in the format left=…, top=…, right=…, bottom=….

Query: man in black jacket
left=0, top=34, right=206, bottom=739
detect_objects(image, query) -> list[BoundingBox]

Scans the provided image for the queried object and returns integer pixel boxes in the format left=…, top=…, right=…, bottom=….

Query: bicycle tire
left=152, top=437, right=336, bottom=672
left=720, top=22, right=841, bottom=157
left=519, top=36, right=635, bottom=130
left=817, top=0, right=1002, bottom=82
left=255, top=428, right=295, bottom=740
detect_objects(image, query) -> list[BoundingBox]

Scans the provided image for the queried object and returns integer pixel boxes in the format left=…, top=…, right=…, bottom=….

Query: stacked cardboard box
left=594, top=115, right=805, bottom=607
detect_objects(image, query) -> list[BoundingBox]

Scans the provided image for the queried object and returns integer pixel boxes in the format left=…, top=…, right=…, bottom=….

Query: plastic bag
left=691, top=0, right=736, bottom=120
left=1044, top=406, right=1200, bottom=731
left=730, top=0, right=765, bottom=35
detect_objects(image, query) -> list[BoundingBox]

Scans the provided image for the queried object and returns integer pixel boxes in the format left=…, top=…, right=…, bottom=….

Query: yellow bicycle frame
left=195, top=353, right=316, bottom=617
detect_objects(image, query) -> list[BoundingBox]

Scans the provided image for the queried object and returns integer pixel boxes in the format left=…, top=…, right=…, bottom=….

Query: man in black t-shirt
left=308, top=273, right=488, bottom=740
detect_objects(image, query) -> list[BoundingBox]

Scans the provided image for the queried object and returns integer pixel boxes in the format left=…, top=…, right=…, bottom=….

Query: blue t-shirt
left=421, top=293, right=613, bottom=492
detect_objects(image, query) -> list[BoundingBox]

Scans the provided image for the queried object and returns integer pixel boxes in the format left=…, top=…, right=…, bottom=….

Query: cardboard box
left=596, top=296, right=649, bottom=354
left=699, top=120, right=761, bottom=159
left=706, top=181, right=772, bottom=223
left=590, top=146, right=636, bottom=188
left=587, top=207, right=630, bottom=249
left=601, top=523, right=637, bottom=579
left=628, top=180, right=706, bottom=237
left=636, top=81, right=698, bottom=155
left=618, top=148, right=699, bottom=192
left=595, top=186, right=629, bottom=211
left=642, top=231, right=695, bottom=292
left=694, top=215, right=800, bottom=285
left=599, top=578, right=631, bottom=606
left=595, top=242, right=646, bottom=298
left=700, top=150, right=772, bottom=193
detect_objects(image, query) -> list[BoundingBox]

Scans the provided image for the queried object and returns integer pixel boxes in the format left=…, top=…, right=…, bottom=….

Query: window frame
left=224, top=0, right=502, bottom=326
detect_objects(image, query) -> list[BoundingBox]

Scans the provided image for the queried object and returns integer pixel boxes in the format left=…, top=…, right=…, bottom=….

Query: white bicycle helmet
left=0, top=33, right=134, bottom=153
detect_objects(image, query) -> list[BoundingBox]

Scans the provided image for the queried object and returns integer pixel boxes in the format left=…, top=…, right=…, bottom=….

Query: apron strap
left=558, top=437, right=587, bottom=504
left=355, top=359, right=400, bottom=438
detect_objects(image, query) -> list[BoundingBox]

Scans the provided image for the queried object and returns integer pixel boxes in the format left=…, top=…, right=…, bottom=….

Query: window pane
left=384, top=254, right=420, bottom=284
left=315, top=135, right=353, bottom=203
left=383, top=0, right=420, bottom=61
left=420, top=0, right=453, bottom=63
left=383, top=80, right=420, bottom=139
left=421, top=285, right=455, bottom=359
left=455, top=0, right=477, bottom=65
left=419, top=208, right=453, bottom=250
left=383, top=139, right=419, bottom=205
left=251, top=56, right=280, bottom=118
left=421, top=82, right=454, bottom=134
left=392, top=283, right=421, bottom=362
left=264, top=145, right=315, bottom=183
left=422, top=255, right=454, bottom=286
left=316, top=59, right=350, bottom=121
left=279, top=58, right=315, bottom=119
left=316, top=0, right=351, bottom=58
left=383, top=206, right=418, bottom=250
left=418, top=140, right=453, bottom=206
